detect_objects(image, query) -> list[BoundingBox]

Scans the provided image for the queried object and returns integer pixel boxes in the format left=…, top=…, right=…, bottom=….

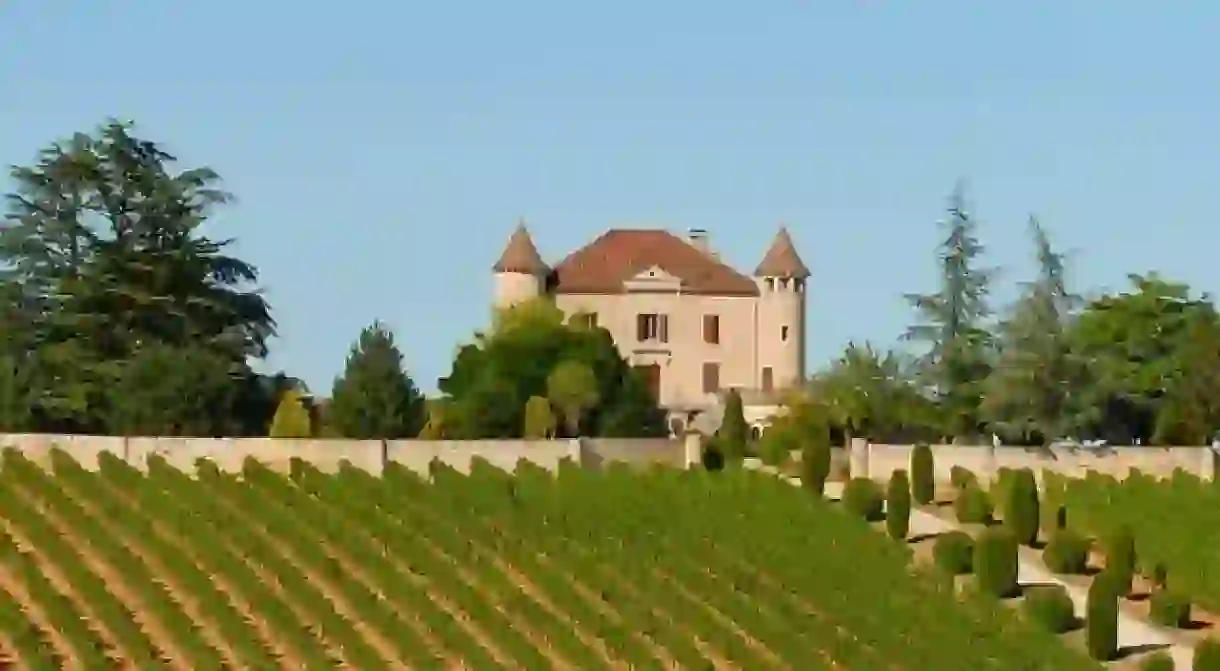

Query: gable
left=552, top=230, right=759, bottom=296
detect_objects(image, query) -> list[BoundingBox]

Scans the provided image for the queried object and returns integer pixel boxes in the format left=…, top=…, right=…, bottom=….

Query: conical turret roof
left=754, top=227, right=810, bottom=278
left=493, top=221, right=549, bottom=275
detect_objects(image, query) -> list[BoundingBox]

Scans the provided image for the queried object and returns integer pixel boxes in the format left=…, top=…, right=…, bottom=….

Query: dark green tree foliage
left=974, top=526, right=1019, bottom=598
left=439, top=299, right=666, bottom=438
left=0, top=355, right=34, bottom=432
left=1086, top=576, right=1120, bottom=661
left=717, top=388, right=749, bottom=461
left=1104, top=525, right=1137, bottom=597
left=1005, top=468, right=1040, bottom=546
left=981, top=218, right=1085, bottom=444
left=903, top=183, right=995, bottom=442
left=327, top=321, right=425, bottom=439
left=1, top=120, right=275, bottom=434
left=106, top=344, right=241, bottom=436
left=801, top=419, right=832, bottom=496
left=910, top=443, right=935, bottom=504
left=842, top=478, right=884, bottom=522
left=886, top=470, right=911, bottom=540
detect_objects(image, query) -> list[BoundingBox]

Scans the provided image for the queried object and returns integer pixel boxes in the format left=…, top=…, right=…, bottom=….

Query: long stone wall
left=853, top=439, right=1218, bottom=483
left=0, top=433, right=695, bottom=475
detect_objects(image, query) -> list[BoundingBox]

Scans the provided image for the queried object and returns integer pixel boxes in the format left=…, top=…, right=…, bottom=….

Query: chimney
left=688, top=228, right=710, bottom=255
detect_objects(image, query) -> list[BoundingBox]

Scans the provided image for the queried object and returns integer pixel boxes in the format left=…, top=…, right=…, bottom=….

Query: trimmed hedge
left=886, top=470, right=911, bottom=541
left=1139, top=651, right=1174, bottom=671
left=1197, top=638, right=1220, bottom=671
left=949, top=465, right=977, bottom=490
left=1149, top=589, right=1190, bottom=629
left=1021, top=584, right=1076, bottom=634
left=954, top=484, right=993, bottom=524
left=1042, top=529, right=1090, bottom=574
left=801, top=431, right=832, bottom=497
left=933, top=531, right=974, bottom=575
left=974, top=526, right=1019, bottom=598
left=1103, top=525, right=1137, bottom=597
left=1086, top=574, right=1120, bottom=661
left=911, top=443, right=935, bottom=505
left=1005, top=468, right=1040, bottom=546
left=843, top=478, right=884, bottom=522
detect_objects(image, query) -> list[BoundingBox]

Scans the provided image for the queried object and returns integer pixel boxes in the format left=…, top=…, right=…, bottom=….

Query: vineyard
left=1052, top=469, right=1220, bottom=614
left=0, top=447, right=1099, bottom=670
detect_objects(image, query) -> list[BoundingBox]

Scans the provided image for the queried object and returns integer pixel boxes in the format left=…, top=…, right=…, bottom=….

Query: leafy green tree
left=1067, top=273, right=1219, bottom=444
left=547, top=360, right=600, bottom=436
left=0, top=355, right=34, bottom=432
left=327, top=321, right=425, bottom=439
left=269, top=389, right=313, bottom=438
left=982, top=218, right=1085, bottom=444
left=523, top=395, right=557, bottom=439
left=106, top=343, right=240, bottom=436
left=904, top=184, right=995, bottom=441
left=717, top=388, right=749, bottom=461
left=1, top=120, right=275, bottom=433
left=439, top=298, right=666, bottom=439
left=811, top=342, right=936, bottom=443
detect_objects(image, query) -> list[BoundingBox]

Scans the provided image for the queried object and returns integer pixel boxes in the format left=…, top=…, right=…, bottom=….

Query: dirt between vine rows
left=0, top=563, right=72, bottom=667
left=91, top=479, right=301, bottom=668
left=0, top=513, right=133, bottom=668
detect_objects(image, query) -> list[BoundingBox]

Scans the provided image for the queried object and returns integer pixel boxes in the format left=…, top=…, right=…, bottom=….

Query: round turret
left=493, top=222, right=549, bottom=309
left=754, top=227, right=809, bottom=391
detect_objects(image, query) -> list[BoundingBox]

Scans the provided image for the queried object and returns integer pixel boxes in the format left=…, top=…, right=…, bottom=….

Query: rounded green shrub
left=1043, top=529, right=1091, bottom=574
left=701, top=438, right=726, bottom=471
left=1021, top=584, right=1077, bottom=634
left=1140, top=651, right=1174, bottom=671
left=886, top=470, right=912, bottom=540
left=1005, top=468, right=1040, bottom=546
left=954, top=483, right=993, bottom=524
left=1086, top=575, right=1120, bottom=661
left=843, top=477, right=884, bottom=522
left=950, top=464, right=977, bottom=490
left=1149, top=589, right=1190, bottom=629
left=911, top=443, right=935, bottom=505
left=933, top=531, right=974, bottom=575
left=1196, top=638, right=1220, bottom=671
left=974, top=526, right=1019, bottom=598
left=1104, top=525, right=1137, bottom=597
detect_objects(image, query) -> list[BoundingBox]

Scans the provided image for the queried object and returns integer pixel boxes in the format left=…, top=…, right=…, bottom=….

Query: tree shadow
left=1115, top=643, right=1169, bottom=660
left=908, top=531, right=942, bottom=544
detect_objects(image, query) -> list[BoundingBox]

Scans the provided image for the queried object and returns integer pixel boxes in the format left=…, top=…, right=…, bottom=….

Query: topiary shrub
left=991, top=467, right=1016, bottom=510
left=933, top=531, right=974, bottom=575
left=1149, top=589, right=1190, bottom=629
left=1196, top=638, right=1220, bottom=671
left=886, top=470, right=912, bottom=540
left=950, top=465, right=977, bottom=490
left=954, top=483, right=993, bottom=524
left=1086, top=574, right=1120, bottom=661
left=701, top=437, right=726, bottom=471
left=843, top=477, right=884, bottom=522
left=1104, top=525, right=1137, bottom=597
left=1152, top=561, right=1169, bottom=590
left=801, top=428, right=832, bottom=497
left=911, top=443, right=935, bottom=505
left=974, top=526, right=1019, bottom=598
left=1139, top=651, right=1174, bottom=671
left=1005, top=468, right=1040, bottom=546
left=1021, top=584, right=1077, bottom=634
left=1043, top=529, right=1091, bottom=574
left=269, top=389, right=314, bottom=438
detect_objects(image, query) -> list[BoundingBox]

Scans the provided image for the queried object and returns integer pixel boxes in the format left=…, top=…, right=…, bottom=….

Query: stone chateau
left=492, top=224, right=809, bottom=435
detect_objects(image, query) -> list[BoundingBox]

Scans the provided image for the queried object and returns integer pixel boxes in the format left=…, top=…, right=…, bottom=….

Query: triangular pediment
left=630, top=265, right=679, bottom=282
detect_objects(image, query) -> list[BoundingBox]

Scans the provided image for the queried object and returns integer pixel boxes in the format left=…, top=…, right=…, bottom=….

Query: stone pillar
left=568, top=439, right=585, bottom=467
left=849, top=437, right=869, bottom=480
left=683, top=432, right=703, bottom=469
left=986, top=444, right=999, bottom=485
left=1204, top=444, right=1218, bottom=481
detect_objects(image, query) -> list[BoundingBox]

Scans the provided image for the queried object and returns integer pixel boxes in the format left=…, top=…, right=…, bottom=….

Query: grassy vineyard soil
left=0, top=447, right=1097, bottom=670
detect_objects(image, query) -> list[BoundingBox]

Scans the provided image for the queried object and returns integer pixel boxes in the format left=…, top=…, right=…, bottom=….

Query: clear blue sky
left=3, top=3, right=1218, bottom=394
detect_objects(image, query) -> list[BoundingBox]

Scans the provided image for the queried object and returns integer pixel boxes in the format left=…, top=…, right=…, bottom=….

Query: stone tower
left=492, top=221, right=549, bottom=309
left=753, top=226, right=809, bottom=392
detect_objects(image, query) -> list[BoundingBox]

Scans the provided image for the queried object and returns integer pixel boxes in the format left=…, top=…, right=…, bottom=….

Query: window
left=636, top=313, right=669, bottom=343
left=703, top=314, right=720, bottom=344
left=781, top=325, right=789, bottom=342
left=761, top=366, right=774, bottom=392
left=764, top=278, right=775, bottom=291
left=702, top=362, right=720, bottom=394
left=794, top=278, right=805, bottom=292
left=572, top=312, right=598, bottom=328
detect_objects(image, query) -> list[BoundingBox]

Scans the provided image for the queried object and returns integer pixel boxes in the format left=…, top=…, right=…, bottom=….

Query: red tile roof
left=552, top=229, right=759, bottom=296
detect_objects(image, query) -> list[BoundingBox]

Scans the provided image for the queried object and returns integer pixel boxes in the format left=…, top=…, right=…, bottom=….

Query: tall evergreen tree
left=904, top=183, right=994, bottom=441
left=327, top=321, right=426, bottom=439
left=982, top=217, right=1084, bottom=444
